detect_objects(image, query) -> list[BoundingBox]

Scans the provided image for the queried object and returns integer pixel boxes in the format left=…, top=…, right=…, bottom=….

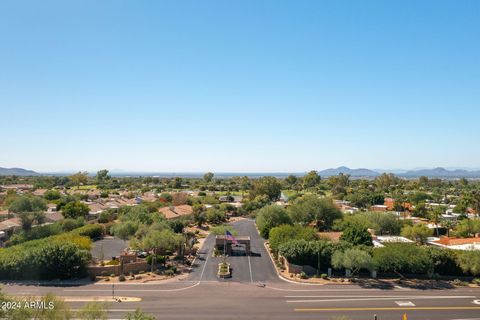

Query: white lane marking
left=474, top=299, right=480, bottom=305
left=71, top=309, right=136, bottom=312
left=286, top=296, right=475, bottom=303
left=285, top=295, right=476, bottom=299
left=199, top=247, right=210, bottom=282
left=270, top=287, right=393, bottom=292
left=64, top=283, right=199, bottom=293
left=248, top=254, right=253, bottom=284
left=395, top=301, right=416, bottom=306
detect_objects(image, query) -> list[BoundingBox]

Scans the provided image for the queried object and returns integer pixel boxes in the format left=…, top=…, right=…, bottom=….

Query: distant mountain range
left=318, top=166, right=380, bottom=177
left=2, top=166, right=480, bottom=178
left=0, top=167, right=40, bottom=176
left=401, top=167, right=480, bottom=178
left=319, top=166, right=480, bottom=178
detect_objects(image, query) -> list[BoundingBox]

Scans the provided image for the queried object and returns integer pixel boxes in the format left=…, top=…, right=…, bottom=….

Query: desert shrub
left=0, top=237, right=91, bottom=280
left=278, top=239, right=333, bottom=270
left=71, top=224, right=104, bottom=239
left=373, top=244, right=433, bottom=275
left=269, top=224, right=318, bottom=254
left=456, top=250, right=480, bottom=276
left=425, top=246, right=463, bottom=276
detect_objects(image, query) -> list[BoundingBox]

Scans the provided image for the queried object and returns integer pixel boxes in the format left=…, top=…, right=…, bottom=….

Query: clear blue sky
left=1, top=0, right=479, bottom=173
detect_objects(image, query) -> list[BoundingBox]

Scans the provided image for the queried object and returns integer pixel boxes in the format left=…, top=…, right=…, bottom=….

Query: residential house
left=158, top=205, right=193, bottom=220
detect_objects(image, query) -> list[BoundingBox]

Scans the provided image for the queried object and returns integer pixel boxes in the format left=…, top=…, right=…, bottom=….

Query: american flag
left=225, top=230, right=238, bottom=244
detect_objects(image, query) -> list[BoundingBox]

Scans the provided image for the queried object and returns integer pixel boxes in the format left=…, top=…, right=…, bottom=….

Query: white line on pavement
left=71, top=309, right=136, bottom=312
left=269, top=287, right=393, bottom=292
left=286, top=296, right=475, bottom=303
left=64, top=284, right=199, bottom=293
left=199, top=247, right=210, bottom=282
left=248, top=254, right=253, bottom=284
left=285, top=295, right=476, bottom=298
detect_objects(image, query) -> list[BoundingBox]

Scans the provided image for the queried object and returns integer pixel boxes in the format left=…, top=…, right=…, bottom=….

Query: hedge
left=70, top=224, right=104, bottom=239
left=373, top=243, right=433, bottom=275
left=0, top=234, right=92, bottom=279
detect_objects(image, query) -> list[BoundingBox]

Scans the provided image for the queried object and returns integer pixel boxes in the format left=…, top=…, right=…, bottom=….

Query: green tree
left=284, top=175, right=298, bottom=189
left=112, top=221, right=138, bottom=240
left=9, top=195, right=47, bottom=213
left=69, top=171, right=89, bottom=189
left=302, top=170, right=321, bottom=189
left=332, top=248, right=374, bottom=275
left=9, top=196, right=47, bottom=231
left=192, top=204, right=206, bottom=227
left=249, top=176, right=282, bottom=201
left=44, top=189, right=62, bottom=201
left=62, top=201, right=90, bottom=219
left=203, top=172, right=214, bottom=183
left=329, top=173, right=350, bottom=197
left=256, top=205, right=291, bottom=238
left=96, top=169, right=111, bottom=187
left=288, top=195, right=342, bottom=230
left=455, top=218, right=480, bottom=238
left=340, top=225, right=373, bottom=246
left=401, top=224, right=432, bottom=245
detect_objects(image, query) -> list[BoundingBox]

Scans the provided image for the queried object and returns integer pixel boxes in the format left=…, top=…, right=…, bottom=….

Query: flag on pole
left=226, top=230, right=238, bottom=244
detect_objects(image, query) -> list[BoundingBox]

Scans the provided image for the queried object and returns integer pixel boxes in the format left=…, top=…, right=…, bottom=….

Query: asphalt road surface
left=3, top=219, right=480, bottom=320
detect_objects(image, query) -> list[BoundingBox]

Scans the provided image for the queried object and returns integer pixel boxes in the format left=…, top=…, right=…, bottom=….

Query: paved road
left=91, top=237, right=128, bottom=260
left=3, top=219, right=480, bottom=320
left=186, top=218, right=279, bottom=283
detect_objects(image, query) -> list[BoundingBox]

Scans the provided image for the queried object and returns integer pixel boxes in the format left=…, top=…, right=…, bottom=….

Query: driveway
left=90, top=237, right=128, bottom=261
left=187, top=218, right=279, bottom=283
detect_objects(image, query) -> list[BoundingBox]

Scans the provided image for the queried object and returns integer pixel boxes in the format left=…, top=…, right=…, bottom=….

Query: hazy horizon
left=1, top=1, right=479, bottom=172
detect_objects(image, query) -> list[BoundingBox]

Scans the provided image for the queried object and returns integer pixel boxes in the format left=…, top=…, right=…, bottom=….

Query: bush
left=6, top=223, right=63, bottom=246
left=278, top=239, right=333, bottom=270
left=425, top=246, right=463, bottom=276
left=456, top=250, right=480, bottom=276
left=146, top=255, right=166, bottom=266
left=299, top=271, right=308, bottom=279
left=452, top=279, right=468, bottom=286
left=71, top=224, right=104, bottom=239
left=119, top=274, right=126, bottom=282
left=104, top=259, right=120, bottom=266
left=269, top=224, right=318, bottom=254
left=165, top=269, right=175, bottom=276
left=0, top=237, right=91, bottom=280
left=472, top=278, right=480, bottom=285
left=60, top=217, right=86, bottom=231
left=205, top=208, right=226, bottom=224
left=373, top=244, right=433, bottom=275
